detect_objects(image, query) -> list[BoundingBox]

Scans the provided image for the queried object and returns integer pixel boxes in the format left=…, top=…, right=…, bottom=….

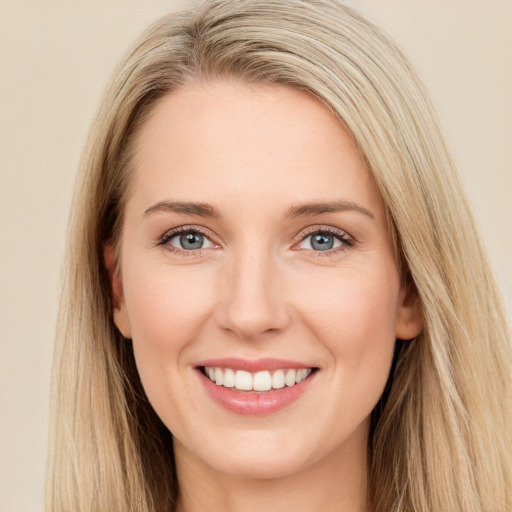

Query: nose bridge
left=216, top=241, right=290, bottom=339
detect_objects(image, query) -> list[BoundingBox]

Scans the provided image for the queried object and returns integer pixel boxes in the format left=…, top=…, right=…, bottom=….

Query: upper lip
left=195, top=357, right=316, bottom=372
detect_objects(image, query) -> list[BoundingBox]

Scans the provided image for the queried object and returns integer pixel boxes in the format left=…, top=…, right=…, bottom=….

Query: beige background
left=0, top=1, right=510, bottom=510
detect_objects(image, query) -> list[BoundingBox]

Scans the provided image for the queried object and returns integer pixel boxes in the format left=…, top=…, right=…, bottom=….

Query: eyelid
left=294, top=225, right=353, bottom=242
left=155, top=224, right=354, bottom=257
left=157, top=225, right=221, bottom=253
left=292, top=225, right=355, bottom=255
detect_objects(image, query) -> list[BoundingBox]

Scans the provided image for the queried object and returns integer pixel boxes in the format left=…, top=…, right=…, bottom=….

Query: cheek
left=125, top=261, right=212, bottom=332
left=298, top=264, right=400, bottom=344
left=121, top=263, right=222, bottom=436
left=122, top=262, right=216, bottom=381
left=296, top=265, right=400, bottom=403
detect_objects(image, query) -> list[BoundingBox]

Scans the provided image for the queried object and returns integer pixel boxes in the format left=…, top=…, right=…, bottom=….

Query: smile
left=196, top=359, right=318, bottom=415
left=202, top=366, right=313, bottom=392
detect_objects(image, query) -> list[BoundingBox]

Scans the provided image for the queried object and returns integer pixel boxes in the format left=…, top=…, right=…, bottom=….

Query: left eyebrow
left=144, top=201, right=221, bottom=218
left=283, top=200, right=375, bottom=220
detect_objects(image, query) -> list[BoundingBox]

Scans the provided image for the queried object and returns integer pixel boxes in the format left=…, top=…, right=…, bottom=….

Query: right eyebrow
left=144, top=201, right=221, bottom=218
left=283, top=200, right=375, bottom=220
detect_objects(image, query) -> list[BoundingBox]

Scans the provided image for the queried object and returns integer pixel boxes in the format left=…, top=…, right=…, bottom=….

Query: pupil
left=312, top=233, right=333, bottom=251
left=180, top=232, right=203, bottom=250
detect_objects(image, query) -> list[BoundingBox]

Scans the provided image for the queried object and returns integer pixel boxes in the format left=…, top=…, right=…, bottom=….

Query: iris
left=180, top=232, right=204, bottom=250
left=311, top=233, right=334, bottom=251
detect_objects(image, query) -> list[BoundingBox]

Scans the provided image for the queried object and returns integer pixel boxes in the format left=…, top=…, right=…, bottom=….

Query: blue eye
left=310, top=233, right=337, bottom=251
left=166, top=230, right=214, bottom=251
left=297, top=229, right=352, bottom=252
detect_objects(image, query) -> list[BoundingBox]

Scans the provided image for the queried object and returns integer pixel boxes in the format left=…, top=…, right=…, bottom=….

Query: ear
left=395, top=280, right=423, bottom=341
left=104, top=244, right=132, bottom=339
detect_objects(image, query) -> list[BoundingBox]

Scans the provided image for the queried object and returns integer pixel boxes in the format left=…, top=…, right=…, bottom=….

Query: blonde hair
left=47, top=1, right=512, bottom=511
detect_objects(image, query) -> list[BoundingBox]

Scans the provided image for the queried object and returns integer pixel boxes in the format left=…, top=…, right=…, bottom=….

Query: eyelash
left=295, top=226, right=354, bottom=258
left=157, top=226, right=216, bottom=256
left=156, top=225, right=354, bottom=257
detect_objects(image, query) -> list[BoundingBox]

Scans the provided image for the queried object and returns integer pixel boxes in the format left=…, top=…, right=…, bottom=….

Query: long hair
left=47, top=1, right=512, bottom=510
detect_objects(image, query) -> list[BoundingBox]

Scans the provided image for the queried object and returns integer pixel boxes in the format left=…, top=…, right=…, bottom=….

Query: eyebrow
left=284, top=200, right=375, bottom=220
left=143, top=199, right=374, bottom=221
left=144, top=201, right=221, bottom=218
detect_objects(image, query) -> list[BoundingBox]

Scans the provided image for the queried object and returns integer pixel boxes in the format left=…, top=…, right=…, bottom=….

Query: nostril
left=214, top=261, right=292, bottom=339
left=215, top=298, right=292, bottom=340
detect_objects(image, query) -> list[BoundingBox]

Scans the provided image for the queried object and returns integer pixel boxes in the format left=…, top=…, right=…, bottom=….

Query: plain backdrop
left=1, top=1, right=511, bottom=510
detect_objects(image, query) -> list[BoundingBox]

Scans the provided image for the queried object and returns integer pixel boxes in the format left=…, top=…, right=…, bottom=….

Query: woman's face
left=110, top=81, right=422, bottom=479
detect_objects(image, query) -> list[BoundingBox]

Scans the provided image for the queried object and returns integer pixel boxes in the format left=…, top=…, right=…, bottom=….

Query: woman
left=46, top=1, right=512, bottom=511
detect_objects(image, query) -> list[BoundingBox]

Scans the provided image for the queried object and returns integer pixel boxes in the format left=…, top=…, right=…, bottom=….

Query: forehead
left=128, top=80, right=385, bottom=220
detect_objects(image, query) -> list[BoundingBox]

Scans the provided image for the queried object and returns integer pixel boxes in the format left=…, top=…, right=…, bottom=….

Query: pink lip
left=196, top=357, right=313, bottom=372
left=195, top=359, right=318, bottom=416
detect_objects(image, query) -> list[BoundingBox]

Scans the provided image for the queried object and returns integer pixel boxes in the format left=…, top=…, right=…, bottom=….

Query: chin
left=195, top=436, right=317, bottom=480
left=214, top=455, right=307, bottom=480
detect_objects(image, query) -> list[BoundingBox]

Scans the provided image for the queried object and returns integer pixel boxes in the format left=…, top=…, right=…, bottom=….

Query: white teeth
left=235, top=370, right=253, bottom=391
left=285, top=369, right=296, bottom=387
left=272, top=369, right=285, bottom=389
left=253, top=371, right=272, bottom=391
left=295, top=368, right=310, bottom=384
left=204, top=366, right=313, bottom=391
left=223, top=368, right=235, bottom=388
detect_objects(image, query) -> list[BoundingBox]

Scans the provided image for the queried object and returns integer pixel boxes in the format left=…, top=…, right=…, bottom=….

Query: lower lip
left=197, top=370, right=316, bottom=416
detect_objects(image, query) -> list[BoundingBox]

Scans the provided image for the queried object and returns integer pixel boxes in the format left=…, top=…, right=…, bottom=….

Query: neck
left=173, top=427, right=372, bottom=512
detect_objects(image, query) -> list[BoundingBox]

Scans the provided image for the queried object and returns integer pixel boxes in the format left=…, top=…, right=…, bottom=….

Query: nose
left=215, top=248, right=292, bottom=341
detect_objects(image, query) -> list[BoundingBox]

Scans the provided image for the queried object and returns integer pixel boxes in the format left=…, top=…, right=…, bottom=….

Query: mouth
left=195, top=360, right=319, bottom=415
left=200, top=366, right=316, bottom=393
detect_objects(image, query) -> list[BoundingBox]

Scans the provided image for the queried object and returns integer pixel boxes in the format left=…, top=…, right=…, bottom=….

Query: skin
left=107, top=80, right=422, bottom=512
